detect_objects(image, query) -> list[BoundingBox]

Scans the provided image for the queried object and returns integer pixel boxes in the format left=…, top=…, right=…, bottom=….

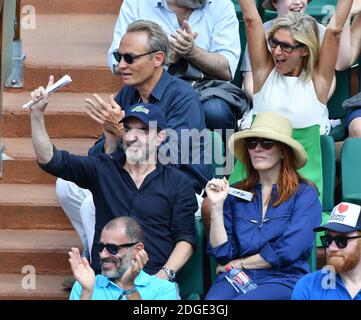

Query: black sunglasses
left=245, top=138, right=276, bottom=150
left=320, top=235, right=361, bottom=249
left=268, top=37, right=305, bottom=54
left=113, top=50, right=158, bottom=64
left=94, top=240, right=138, bottom=255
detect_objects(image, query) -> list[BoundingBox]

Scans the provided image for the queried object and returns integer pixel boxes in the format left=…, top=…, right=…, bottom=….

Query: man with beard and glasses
left=292, top=202, right=361, bottom=300
left=107, top=0, right=241, bottom=135
left=69, top=217, right=179, bottom=300
left=27, top=80, right=197, bottom=288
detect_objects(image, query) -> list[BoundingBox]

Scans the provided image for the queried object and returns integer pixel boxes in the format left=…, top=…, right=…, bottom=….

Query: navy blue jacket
left=208, top=182, right=322, bottom=288
left=89, top=70, right=213, bottom=194
left=40, top=148, right=197, bottom=274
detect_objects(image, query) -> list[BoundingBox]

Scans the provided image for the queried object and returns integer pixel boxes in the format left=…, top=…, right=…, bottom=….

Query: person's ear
left=300, top=46, right=310, bottom=57
left=157, top=130, right=166, bottom=146
left=134, top=242, right=144, bottom=253
left=271, top=0, right=278, bottom=10
left=153, top=51, right=165, bottom=68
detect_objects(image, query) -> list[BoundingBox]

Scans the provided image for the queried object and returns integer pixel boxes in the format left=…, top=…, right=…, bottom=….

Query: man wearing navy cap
left=28, top=82, right=197, bottom=286
left=292, top=202, right=361, bottom=300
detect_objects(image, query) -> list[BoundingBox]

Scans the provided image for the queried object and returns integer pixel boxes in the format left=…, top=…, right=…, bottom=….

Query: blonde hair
left=268, top=12, right=319, bottom=81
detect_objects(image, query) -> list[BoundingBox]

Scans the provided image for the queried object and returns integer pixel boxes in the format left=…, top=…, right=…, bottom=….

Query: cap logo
left=338, top=203, right=349, bottom=214
left=328, top=203, right=361, bottom=227
left=131, top=106, right=150, bottom=114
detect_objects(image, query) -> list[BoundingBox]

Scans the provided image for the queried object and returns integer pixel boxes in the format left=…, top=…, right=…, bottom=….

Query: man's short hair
left=127, top=20, right=169, bottom=65
left=104, top=216, right=144, bottom=243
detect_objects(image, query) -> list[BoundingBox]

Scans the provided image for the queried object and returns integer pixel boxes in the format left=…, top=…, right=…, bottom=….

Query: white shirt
left=247, top=68, right=331, bottom=135
left=108, top=0, right=241, bottom=78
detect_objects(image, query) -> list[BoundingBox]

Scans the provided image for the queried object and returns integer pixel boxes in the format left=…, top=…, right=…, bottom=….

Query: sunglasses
left=113, top=50, right=158, bottom=64
left=94, top=241, right=138, bottom=255
left=245, top=138, right=276, bottom=150
left=320, top=235, right=361, bottom=249
left=268, top=37, right=305, bottom=54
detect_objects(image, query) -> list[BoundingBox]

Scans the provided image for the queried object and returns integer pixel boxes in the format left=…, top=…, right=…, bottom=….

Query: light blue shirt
left=292, top=270, right=361, bottom=300
left=69, top=271, right=180, bottom=300
left=108, top=0, right=241, bottom=78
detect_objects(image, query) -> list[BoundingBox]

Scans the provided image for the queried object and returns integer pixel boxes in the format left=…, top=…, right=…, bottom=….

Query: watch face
left=163, top=267, right=176, bottom=281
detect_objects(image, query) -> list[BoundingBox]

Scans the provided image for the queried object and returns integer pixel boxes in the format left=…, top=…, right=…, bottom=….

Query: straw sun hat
left=228, top=112, right=307, bottom=169
left=262, top=0, right=312, bottom=11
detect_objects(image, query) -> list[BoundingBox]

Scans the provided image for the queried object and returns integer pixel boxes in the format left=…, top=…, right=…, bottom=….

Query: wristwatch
left=162, top=267, right=176, bottom=282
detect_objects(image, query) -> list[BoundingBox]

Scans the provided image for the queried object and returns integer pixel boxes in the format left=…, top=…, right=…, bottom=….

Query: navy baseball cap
left=120, top=103, right=167, bottom=130
left=314, top=202, right=361, bottom=233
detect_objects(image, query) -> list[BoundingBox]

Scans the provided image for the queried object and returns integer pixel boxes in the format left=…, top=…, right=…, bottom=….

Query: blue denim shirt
left=208, top=182, right=322, bottom=284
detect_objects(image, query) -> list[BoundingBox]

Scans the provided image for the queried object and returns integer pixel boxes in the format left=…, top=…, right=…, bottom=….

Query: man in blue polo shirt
left=69, top=216, right=179, bottom=300
left=28, top=80, right=197, bottom=285
left=292, top=202, right=361, bottom=300
left=55, top=21, right=212, bottom=269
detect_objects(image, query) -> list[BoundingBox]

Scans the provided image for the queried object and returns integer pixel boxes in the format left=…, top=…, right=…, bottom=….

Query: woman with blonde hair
left=232, top=0, right=354, bottom=203
left=205, top=112, right=322, bottom=300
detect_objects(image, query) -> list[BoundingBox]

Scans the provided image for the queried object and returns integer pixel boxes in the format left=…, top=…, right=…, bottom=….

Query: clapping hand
left=68, top=247, right=95, bottom=293
left=170, top=20, right=198, bottom=58
left=85, top=94, right=125, bottom=137
left=120, top=249, right=149, bottom=289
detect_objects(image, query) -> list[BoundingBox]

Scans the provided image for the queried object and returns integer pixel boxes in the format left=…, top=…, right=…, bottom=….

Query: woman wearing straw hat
left=205, top=112, right=322, bottom=300
left=231, top=0, right=354, bottom=208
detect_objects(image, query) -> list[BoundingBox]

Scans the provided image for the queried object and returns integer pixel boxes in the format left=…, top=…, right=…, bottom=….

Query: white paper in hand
left=22, top=75, right=72, bottom=109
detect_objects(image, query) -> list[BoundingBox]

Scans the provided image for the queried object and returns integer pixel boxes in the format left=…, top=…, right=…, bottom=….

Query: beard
left=101, top=253, right=132, bottom=281
left=327, top=241, right=361, bottom=273
left=175, top=0, right=207, bottom=9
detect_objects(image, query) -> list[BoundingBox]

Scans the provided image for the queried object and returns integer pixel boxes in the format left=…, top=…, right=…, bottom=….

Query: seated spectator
left=236, top=0, right=353, bottom=201
left=108, top=0, right=242, bottom=134
left=55, top=20, right=212, bottom=267
left=292, top=202, right=361, bottom=300
left=205, top=112, right=322, bottom=300
left=69, top=216, right=179, bottom=300
left=28, top=80, right=197, bottom=287
left=241, top=0, right=353, bottom=99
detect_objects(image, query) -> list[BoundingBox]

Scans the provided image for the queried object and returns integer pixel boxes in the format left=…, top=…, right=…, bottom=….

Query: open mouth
left=290, top=7, right=303, bottom=12
left=275, top=58, right=286, bottom=67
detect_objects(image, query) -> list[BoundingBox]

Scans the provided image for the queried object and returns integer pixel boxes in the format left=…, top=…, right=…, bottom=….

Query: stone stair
left=0, top=0, right=122, bottom=299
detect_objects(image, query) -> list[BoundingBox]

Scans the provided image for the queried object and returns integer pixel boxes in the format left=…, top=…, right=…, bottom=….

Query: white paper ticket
left=228, top=187, right=253, bottom=201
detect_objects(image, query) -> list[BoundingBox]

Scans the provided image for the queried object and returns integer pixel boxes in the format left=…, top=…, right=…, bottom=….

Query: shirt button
left=136, top=192, right=140, bottom=196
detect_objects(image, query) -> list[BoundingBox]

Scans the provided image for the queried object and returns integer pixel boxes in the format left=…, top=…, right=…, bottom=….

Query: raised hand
left=68, top=247, right=95, bottom=293
left=120, top=249, right=149, bottom=289
left=29, top=75, right=54, bottom=112
left=351, top=0, right=361, bottom=16
left=85, top=94, right=125, bottom=137
left=205, top=177, right=229, bottom=206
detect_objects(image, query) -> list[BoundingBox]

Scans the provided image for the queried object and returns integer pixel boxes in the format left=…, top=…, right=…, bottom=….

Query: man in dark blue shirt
left=29, top=75, right=197, bottom=282
left=55, top=21, right=212, bottom=267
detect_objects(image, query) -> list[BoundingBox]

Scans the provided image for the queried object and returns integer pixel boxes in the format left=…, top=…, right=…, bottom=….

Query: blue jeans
left=202, top=98, right=236, bottom=142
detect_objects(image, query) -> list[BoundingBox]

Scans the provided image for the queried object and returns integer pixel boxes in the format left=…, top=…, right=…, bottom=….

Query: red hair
left=234, top=143, right=314, bottom=206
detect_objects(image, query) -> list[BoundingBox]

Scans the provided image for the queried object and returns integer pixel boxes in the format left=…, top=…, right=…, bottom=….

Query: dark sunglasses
left=113, top=50, right=158, bottom=64
left=245, top=138, right=276, bottom=150
left=94, top=240, right=138, bottom=255
left=268, top=37, right=305, bottom=54
left=320, top=235, right=361, bottom=249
